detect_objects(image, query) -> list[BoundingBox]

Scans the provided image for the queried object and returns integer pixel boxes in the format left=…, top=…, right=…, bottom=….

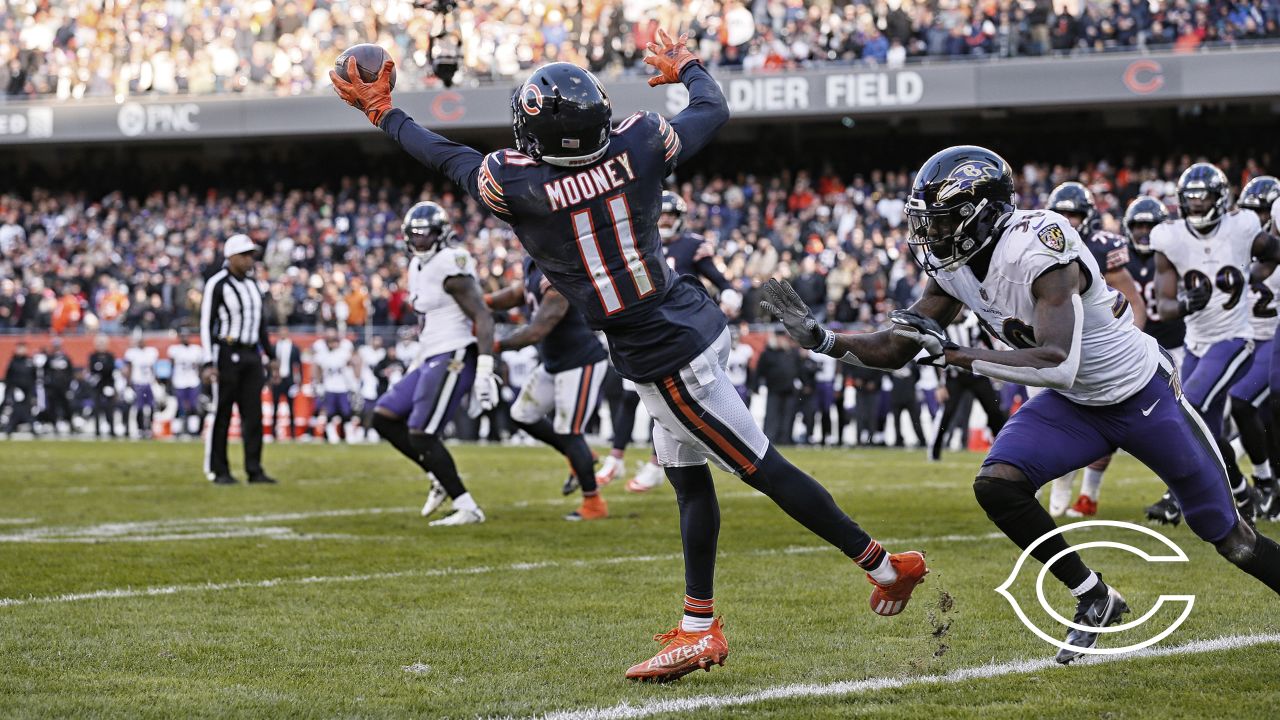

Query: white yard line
left=0, top=507, right=416, bottom=542
left=0, top=531, right=1001, bottom=608
left=522, top=633, right=1280, bottom=720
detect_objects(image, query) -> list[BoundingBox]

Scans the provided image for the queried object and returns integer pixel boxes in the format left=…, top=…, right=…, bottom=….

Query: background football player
left=764, top=145, right=1280, bottom=664
left=602, top=189, right=743, bottom=492
left=1144, top=164, right=1280, bottom=525
left=1229, top=175, right=1280, bottom=520
left=331, top=29, right=928, bottom=683
left=311, top=328, right=354, bottom=443
left=1042, top=181, right=1147, bottom=518
left=370, top=201, right=498, bottom=527
left=485, top=255, right=610, bottom=521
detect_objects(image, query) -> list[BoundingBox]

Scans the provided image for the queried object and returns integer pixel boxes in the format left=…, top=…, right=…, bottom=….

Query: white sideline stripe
left=522, top=633, right=1280, bottom=720
left=0, top=531, right=1001, bottom=608
left=7, top=528, right=395, bottom=544
left=0, top=518, right=37, bottom=525
left=0, top=507, right=415, bottom=542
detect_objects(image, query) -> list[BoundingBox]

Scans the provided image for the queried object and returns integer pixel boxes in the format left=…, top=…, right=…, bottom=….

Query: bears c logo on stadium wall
left=521, top=85, right=543, bottom=116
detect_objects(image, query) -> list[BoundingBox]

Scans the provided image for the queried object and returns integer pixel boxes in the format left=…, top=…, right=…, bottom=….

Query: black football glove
left=889, top=309, right=956, bottom=367
left=1179, top=280, right=1212, bottom=317
left=760, top=278, right=834, bottom=352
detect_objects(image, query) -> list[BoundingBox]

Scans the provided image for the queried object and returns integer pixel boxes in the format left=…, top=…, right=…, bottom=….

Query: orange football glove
left=329, top=57, right=395, bottom=126
left=644, top=28, right=701, bottom=87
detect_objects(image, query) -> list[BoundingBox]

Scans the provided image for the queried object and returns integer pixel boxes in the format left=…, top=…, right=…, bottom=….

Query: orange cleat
left=1065, top=495, right=1098, bottom=517
left=867, top=551, right=928, bottom=616
left=624, top=617, right=728, bottom=683
left=565, top=494, right=608, bottom=521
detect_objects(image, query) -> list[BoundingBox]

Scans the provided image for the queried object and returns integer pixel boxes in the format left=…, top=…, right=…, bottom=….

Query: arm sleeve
left=199, top=278, right=218, bottom=364
left=668, top=64, right=729, bottom=167
left=694, top=255, right=732, bottom=291
left=259, top=318, right=275, bottom=361
left=380, top=109, right=487, bottom=203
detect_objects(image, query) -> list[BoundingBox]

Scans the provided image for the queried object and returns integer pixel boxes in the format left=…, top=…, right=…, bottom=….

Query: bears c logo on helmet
left=521, top=85, right=543, bottom=116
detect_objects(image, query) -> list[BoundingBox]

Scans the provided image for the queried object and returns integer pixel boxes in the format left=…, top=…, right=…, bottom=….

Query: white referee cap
left=224, top=233, right=257, bottom=256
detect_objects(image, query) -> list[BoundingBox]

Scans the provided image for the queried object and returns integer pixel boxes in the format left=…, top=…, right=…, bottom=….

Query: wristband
left=815, top=328, right=836, bottom=355
left=476, top=353, right=495, bottom=377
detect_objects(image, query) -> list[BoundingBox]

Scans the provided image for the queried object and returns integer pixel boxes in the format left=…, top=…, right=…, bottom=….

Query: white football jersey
left=124, top=346, right=159, bottom=386
left=409, top=246, right=478, bottom=358
left=1150, top=210, right=1260, bottom=351
left=1248, top=268, right=1280, bottom=341
left=726, top=343, right=753, bottom=387
left=313, top=339, right=354, bottom=393
left=810, top=350, right=838, bottom=383
left=167, top=343, right=204, bottom=389
left=502, top=346, right=539, bottom=390
left=932, top=209, right=1158, bottom=406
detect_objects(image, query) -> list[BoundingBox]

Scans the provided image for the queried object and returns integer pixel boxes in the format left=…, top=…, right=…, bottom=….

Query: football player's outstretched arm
left=329, top=58, right=488, bottom=204
left=1105, top=266, right=1147, bottom=330
left=939, top=263, right=1084, bottom=390
left=445, top=276, right=495, bottom=355
left=484, top=284, right=525, bottom=312
left=645, top=29, right=730, bottom=163
left=496, top=289, right=570, bottom=352
left=1154, top=250, right=1209, bottom=320
left=760, top=277, right=962, bottom=370
left=1252, top=231, right=1280, bottom=271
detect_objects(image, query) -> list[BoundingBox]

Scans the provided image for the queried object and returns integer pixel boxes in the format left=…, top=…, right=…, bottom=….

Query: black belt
left=218, top=341, right=257, bottom=351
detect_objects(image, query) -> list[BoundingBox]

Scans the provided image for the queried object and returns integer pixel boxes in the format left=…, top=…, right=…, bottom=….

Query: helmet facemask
left=1180, top=188, right=1227, bottom=233
left=906, top=197, right=995, bottom=275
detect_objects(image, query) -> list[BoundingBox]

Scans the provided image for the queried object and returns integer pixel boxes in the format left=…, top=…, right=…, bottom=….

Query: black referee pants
left=930, top=373, right=1007, bottom=460
left=207, top=348, right=265, bottom=478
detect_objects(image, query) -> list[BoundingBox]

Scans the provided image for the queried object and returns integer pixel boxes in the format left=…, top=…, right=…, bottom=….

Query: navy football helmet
left=1122, top=196, right=1168, bottom=255
left=1046, top=181, right=1096, bottom=234
left=511, top=62, right=612, bottom=168
left=905, top=145, right=1015, bottom=275
left=658, top=190, right=687, bottom=240
left=1176, top=162, right=1231, bottom=233
left=1239, top=175, right=1279, bottom=232
left=402, top=201, right=456, bottom=260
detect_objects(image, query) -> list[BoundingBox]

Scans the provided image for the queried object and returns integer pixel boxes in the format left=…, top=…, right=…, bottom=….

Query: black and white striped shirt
left=200, top=268, right=272, bottom=363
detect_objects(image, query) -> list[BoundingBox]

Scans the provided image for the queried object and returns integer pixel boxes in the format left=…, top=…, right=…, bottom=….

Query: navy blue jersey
left=665, top=232, right=731, bottom=291
left=1083, top=229, right=1130, bottom=275
left=1127, top=247, right=1187, bottom=350
left=523, top=256, right=607, bottom=373
left=380, top=64, right=731, bottom=382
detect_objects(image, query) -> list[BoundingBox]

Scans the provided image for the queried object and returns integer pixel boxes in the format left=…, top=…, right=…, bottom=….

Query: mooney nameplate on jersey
left=544, top=152, right=637, bottom=212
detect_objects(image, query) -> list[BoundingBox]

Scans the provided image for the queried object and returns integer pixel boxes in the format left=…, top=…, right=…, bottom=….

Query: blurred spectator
left=2, top=0, right=1278, bottom=101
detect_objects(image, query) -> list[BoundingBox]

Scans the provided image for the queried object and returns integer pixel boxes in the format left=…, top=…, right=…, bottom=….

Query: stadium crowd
left=4, top=0, right=1280, bottom=100
left=3, top=150, right=1274, bottom=444
left=1, top=152, right=1273, bottom=337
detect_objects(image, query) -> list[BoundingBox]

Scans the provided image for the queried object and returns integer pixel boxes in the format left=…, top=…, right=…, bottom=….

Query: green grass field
left=2, top=439, right=1278, bottom=719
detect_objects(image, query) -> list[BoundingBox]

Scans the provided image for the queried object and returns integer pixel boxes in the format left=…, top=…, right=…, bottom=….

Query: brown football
left=334, top=44, right=396, bottom=89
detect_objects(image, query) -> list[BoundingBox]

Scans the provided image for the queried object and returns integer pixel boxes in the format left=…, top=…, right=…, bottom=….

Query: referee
left=927, top=309, right=1007, bottom=462
left=200, top=234, right=278, bottom=485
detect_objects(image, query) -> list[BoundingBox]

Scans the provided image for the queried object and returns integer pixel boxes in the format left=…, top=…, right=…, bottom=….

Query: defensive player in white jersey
left=764, top=146, right=1280, bottom=663
left=371, top=202, right=498, bottom=526
left=168, top=329, right=205, bottom=437
left=725, top=327, right=754, bottom=404
left=311, top=328, right=354, bottom=443
left=123, top=334, right=159, bottom=439
left=1143, top=164, right=1280, bottom=525
left=1230, top=176, right=1280, bottom=520
left=807, top=348, right=839, bottom=444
